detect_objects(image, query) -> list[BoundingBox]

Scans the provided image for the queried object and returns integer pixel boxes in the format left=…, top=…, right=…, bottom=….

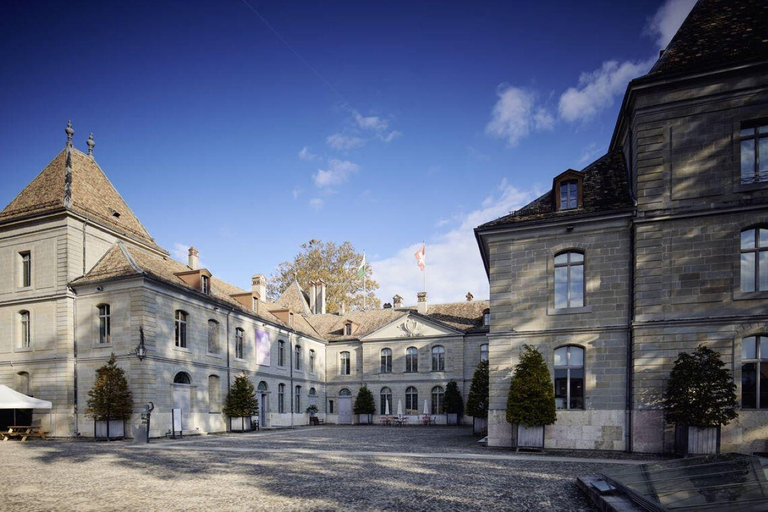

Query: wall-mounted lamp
left=135, top=326, right=147, bottom=361
left=96, top=286, right=104, bottom=291
left=566, top=225, right=574, bottom=232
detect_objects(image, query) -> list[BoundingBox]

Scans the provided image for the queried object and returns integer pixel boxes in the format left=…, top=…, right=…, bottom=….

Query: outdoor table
left=1, top=425, right=46, bottom=441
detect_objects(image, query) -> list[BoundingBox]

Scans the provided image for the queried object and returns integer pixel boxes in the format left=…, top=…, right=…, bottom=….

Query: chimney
left=252, top=274, right=267, bottom=300
left=393, top=294, right=404, bottom=309
left=317, top=279, right=326, bottom=314
left=417, top=292, right=428, bottom=315
left=309, top=281, right=317, bottom=314
left=466, top=292, right=474, bottom=302
left=188, top=247, right=199, bottom=270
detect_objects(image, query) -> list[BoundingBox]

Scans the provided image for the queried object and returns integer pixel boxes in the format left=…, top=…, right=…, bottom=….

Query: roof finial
left=86, top=132, right=95, bottom=157
left=65, top=120, right=74, bottom=147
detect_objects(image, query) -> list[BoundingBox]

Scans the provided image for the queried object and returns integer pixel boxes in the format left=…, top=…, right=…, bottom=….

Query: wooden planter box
left=229, top=417, right=252, bottom=432
left=358, top=414, right=371, bottom=425
left=512, top=424, right=545, bottom=450
left=95, top=420, right=125, bottom=440
left=473, top=417, right=488, bottom=436
left=675, top=425, right=720, bottom=456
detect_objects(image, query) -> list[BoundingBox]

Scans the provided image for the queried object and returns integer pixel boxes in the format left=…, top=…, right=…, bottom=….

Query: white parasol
left=396, top=399, right=403, bottom=417
left=423, top=399, right=429, bottom=415
left=385, top=399, right=390, bottom=416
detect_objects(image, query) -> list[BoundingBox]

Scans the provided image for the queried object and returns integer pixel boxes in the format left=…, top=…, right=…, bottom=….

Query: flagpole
left=363, top=251, right=366, bottom=311
left=423, top=241, right=427, bottom=294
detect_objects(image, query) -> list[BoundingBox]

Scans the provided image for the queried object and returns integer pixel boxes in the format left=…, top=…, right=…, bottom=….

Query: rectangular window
left=742, top=336, right=768, bottom=409
left=295, top=386, right=302, bottom=413
left=278, top=341, right=285, bottom=366
left=175, top=311, right=187, bottom=348
left=554, top=252, right=584, bottom=309
left=98, top=305, right=111, bottom=344
left=201, top=275, right=210, bottom=294
left=340, top=352, right=350, bottom=375
left=235, top=329, right=244, bottom=359
left=559, top=181, right=578, bottom=210
left=740, top=123, right=768, bottom=184
left=329, top=400, right=334, bottom=414
left=20, top=252, right=31, bottom=288
left=208, top=320, right=220, bottom=354
left=309, top=350, right=315, bottom=373
left=295, top=346, right=302, bottom=370
left=278, top=385, right=285, bottom=414
left=20, top=311, right=31, bottom=348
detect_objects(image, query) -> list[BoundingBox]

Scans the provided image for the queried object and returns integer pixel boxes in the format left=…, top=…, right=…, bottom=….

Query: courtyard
left=0, top=426, right=654, bottom=511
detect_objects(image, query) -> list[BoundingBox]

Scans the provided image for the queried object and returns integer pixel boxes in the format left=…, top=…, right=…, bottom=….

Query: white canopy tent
left=0, top=385, right=52, bottom=427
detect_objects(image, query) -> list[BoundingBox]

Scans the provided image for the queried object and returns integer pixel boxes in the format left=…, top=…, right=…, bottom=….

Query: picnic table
left=1, top=425, right=47, bottom=441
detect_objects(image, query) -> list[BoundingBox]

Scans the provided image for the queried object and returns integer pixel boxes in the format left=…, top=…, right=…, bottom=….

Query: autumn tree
left=268, top=239, right=380, bottom=313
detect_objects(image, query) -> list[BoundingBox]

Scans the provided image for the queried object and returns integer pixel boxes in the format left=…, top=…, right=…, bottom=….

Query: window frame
left=405, top=386, right=418, bottom=415
left=431, top=345, right=445, bottom=372
left=19, top=310, right=31, bottom=349
left=739, top=122, right=768, bottom=185
left=339, top=351, right=351, bottom=375
left=483, top=309, right=490, bottom=327
left=278, top=340, right=285, bottom=367
left=554, top=251, right=585, bottom=309
left=554, top=345, right=585, bottom=410
left=480, top=343, right=489, bottom=362
left=295, top=344, right=302, bottom=371
left=208, top=375, right=221, bottom=413
left=19, top=251, right=31, bottom=288
left=174, top=310, right=188, bottom=348
left=207, top=319, right=220, bottom=354
left=309, top=349, right=316, bottom=374
left=380, top=387, right=392, bottom=415
left=406, top=347, right=419, bottom=373
left=740, top=228, right=768, bottom=293
left=278, top=383, right=285, bottom=414
left=295, top=385, right=302, bottom=413
left=201, top=275, right=210, bottom=294
left=97, top=304, right=111, bottom=345
left=559, top=180, right=579, bottom=210
left=380, top=348, right=392, bottom=374
left=234, top=327, right=245, bottom=360
left=741, top=335, right=768, bottom=409
left=431, top=386, right=444, bottom=415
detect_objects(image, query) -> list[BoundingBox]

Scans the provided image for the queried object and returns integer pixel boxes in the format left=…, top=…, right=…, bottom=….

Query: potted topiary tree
left=506, top=345, right=556, bottom=450
left=466, top=360, right=489, bottom=435
left=444, top=380, right=464, bottom=425
left=306, top=405, right=319, bottom=425
left=663, top=345, right=738, bottom=456
left=86, top=353, right=133, bottom=441
left=354, top=385, right=375, bottom=424
left=223, top=373, right=259, bottom=432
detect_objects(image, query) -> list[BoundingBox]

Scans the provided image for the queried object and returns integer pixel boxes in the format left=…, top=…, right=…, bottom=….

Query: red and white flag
left=414, top=244, right=426, bottom=271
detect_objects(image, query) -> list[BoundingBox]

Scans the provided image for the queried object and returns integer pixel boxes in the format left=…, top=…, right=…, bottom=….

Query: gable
left=361, top=313, right=462, bottom=341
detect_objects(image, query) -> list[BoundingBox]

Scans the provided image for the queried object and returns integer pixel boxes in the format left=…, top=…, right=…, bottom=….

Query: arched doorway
left=257, top=381, right=269, bottom=427
left=338, top=388, right=353, bottom=424
left=172, top=372, right=192, bottom=431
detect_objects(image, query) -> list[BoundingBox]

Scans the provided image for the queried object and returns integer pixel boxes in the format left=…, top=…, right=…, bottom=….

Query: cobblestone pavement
left=1, top=426, right=645, bottom=511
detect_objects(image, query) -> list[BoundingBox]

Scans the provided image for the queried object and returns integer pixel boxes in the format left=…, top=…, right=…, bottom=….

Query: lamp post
left=135, top=327, right=147, bottom=361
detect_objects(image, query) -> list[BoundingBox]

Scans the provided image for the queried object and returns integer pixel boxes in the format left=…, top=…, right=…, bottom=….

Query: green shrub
left=506, top=345, right=556, bottom=427
left=223, top=373, right=259, bottom=418
left=466, top=360, right=489, bottom=419
left=663, top=345, right=738, bottom=428
left=353, top=385, right=376, bottom=415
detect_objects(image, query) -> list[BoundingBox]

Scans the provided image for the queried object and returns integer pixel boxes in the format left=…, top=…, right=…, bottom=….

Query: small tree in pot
left=466, top=360, right=489, bottom=435
left=506, top=345, right=556, bottom=449
left=663, top=345, right=738, bottom=456
left=87, top=353, right=133, bottom=440
left=223, top=373, right=259, bottom=432
left=353, top=385, right=375, bottom=424
left=444, top=380, right=464, bottom=425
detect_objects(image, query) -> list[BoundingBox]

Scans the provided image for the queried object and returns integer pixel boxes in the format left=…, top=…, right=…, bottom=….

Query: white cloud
left=485, top=85, right=554, bottom=147
left=298, top=146, right=318, bottom=161
left=292, top=188, right=302, bottom=199
left=371, top=180, right=535, bottom=304
left=309, top=198, right=324, bottom=210
left=558, top=58, right=654, bottom=123
left=577, top=143, right=605, bottom=166
left=380, top=130, right=402, bottom=143
left=313, top=158, right=360, bottom=188
left=353, top=111, right=389, bottom=131
left=326, top=133, right=365, bottom=151
left=645, top=0, right=696, bottom=50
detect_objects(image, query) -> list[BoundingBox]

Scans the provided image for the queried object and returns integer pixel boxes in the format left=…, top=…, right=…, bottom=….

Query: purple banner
left=255, top=328, right=271, bottom=366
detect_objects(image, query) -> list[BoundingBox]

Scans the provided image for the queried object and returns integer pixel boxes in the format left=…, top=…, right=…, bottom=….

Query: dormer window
left=344, top=322, right=353, bottom=336
left=483, top=309, right=490, bottom=327
left=553, top=170, right=583, bottom=211
left=252, top=297, right=258, bottom=313
left=201, top=275, right=210, bottom=294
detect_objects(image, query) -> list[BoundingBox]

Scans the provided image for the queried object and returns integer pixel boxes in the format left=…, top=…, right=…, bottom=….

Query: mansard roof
left=0, top=148, right=163, bottom=252
left=647, top=0, right=768, bottom=79
left=478, top=149, right=633, bottom=228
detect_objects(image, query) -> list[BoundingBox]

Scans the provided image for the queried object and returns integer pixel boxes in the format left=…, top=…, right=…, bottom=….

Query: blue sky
left=0, top=0, right=696, bottom=304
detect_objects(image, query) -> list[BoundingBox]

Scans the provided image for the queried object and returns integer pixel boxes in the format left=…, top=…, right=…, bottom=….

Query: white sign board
left=172, top=408, right=182, bottom=432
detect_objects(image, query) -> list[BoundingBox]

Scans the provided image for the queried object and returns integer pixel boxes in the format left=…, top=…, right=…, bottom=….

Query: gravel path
left=1, top=426, right=637, bottom=511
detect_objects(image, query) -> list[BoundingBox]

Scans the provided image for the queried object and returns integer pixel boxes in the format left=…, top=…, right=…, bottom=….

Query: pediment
left=361, top=313, right=461, bottom=341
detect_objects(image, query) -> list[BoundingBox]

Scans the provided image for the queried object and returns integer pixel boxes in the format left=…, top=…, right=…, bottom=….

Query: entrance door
left=259, top=393, right=268, bottom=427
left=172, top=385, right=191, bottom=430
left=338, top=397, right=353, bottom=424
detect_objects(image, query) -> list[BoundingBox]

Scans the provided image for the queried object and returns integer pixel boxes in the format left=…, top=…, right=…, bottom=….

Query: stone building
left=0, top=129, right=488, bottom=436
left=476, top=0, right=768, bottom=453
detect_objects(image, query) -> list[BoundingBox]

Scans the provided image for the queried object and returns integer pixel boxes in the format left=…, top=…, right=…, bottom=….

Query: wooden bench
left=1, top=426, right=47, bottom=442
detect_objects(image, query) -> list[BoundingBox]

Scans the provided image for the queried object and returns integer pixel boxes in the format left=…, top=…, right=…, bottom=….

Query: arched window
left=406, top=347, right=418, bottom=373
left=309, top=387, right=316, bottom=396
left=174, top=372, right=191, bottom=385
left=405, top=386, right=418, bottom=415
left=309, top=349, right=316, bottom=373
left=97, top=304, right=111, bottom=344
left=380, top=387, right=392, bottom=415
left=480, top=344, right=489, bottom=362
left=554, top=346, right=584, bottom=410
left=257, top=381, right=268, bottom=392
left=208, top=375, right=221, bottom=413
left=742, top=335, right=768, bottom=409
left=295, top=385, right=302, bottom=413
left=295, top=345, right=302, bottom=370
left=235, top=328, right=244, bottom=359
left=339, top=351, right=351, bottom=375
left=278, top=340, right=285, bottom=366
left=740, top=228, right=768, bottom=292
left=207, top=320, right=220, bottom=354
left=483, top=309, right=490, bottom=327
left=309, top=387, right=317, bottom=407
left=554, top=251, right=584, bottom=309
left=16, top=372, right=30, bottom=395
left=380, top=348, right=392, bottom=374
left=278, top=383, right=285, bottom=413
left=431, top=345, right=445, bottom=372
left=19, top=310, right=31, bottom=348
left=431, top=386, right=444, bottom=415
left=174, top=310, right=188, bottom=348
left=339, top=388, right=352, bottom=396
